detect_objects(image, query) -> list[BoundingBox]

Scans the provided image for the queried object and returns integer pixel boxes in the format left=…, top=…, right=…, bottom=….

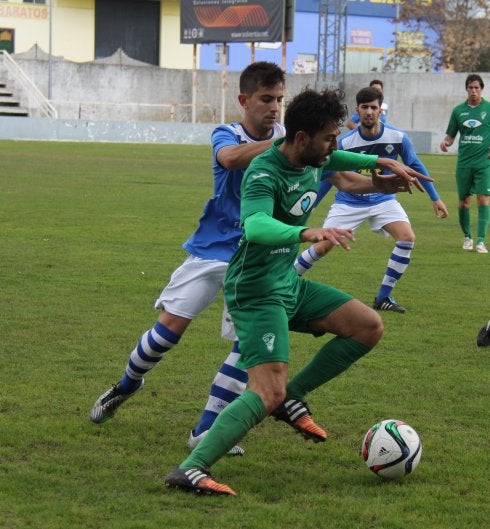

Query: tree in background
left=385, top=0, right=490, bottom=72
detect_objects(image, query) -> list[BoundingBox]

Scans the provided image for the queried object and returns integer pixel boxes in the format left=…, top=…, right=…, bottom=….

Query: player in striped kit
left=89, top=62, right=286, bottom=456
left=295, top=86, right=448, bottom=313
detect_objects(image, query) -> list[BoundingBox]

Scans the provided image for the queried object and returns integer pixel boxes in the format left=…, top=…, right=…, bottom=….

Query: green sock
left=477, top=204, right=489, bottom=243
left=286, top=337, right=371, bottom=401
left=180, top=390, right=266, bottom=472
left=458, top=207, right=471, bottom=238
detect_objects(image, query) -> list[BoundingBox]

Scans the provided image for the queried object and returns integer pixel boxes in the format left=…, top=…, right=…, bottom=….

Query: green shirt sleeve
left=324, top=149, right=378, bottom=171
left=243, top=211, right=307, bottom=245
left=445, top=107, right=459, bottom=138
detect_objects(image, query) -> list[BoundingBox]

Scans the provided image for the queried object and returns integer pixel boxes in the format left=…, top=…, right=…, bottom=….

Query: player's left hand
left=375, top=158, right=432, bottom=194
left=433, top=199, right=449, bottom=218
left=371, top=170, right=412, bottom=194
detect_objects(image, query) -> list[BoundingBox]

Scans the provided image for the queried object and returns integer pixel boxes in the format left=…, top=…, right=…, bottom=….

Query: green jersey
left=224, top=138, right=378, bottom=312
left=446, top=98, right=490, bottom=168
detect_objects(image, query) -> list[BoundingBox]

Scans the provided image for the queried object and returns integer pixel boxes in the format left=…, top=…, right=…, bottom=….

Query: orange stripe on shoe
left=294, top=415, right=327, bottom=442
left=199, top=477, right=237, bottom=496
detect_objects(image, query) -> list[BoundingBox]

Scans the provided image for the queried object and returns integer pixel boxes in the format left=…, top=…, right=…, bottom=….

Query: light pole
left=48, top=0, right=53, bottom=99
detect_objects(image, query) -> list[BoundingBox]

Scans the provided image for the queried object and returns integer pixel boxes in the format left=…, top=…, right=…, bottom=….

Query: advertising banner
left=181, top=0, right=284, bottom=44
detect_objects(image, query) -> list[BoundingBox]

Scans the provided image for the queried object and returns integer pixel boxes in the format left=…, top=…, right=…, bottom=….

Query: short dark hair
left=369, top=79, right=384, bottom=90
left=356, top=86, right=383, bottom=106
left=465, top=74, right=484, bottom=90
left=239, top=61, right=285, bottom=94
left=284, top=88, right=347, bottom=142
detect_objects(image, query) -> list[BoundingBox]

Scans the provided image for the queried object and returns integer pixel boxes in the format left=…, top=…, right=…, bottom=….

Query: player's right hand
left=300, top=227, right=355, bottom=250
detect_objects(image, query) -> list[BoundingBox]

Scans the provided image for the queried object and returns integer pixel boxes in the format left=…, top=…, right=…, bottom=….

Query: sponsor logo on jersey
left=270, top=247, right=291, bottom=255
left=462, top=119, right=482, bottom=128
left=287, top=182, right=300, bottom=193
left=289, top=191, right=317, bottom=216
left=262, top=333, right=275, bottom=352
left=461, top=134, right=483, bottom=143
left=252, top=172, right=270, bottom=179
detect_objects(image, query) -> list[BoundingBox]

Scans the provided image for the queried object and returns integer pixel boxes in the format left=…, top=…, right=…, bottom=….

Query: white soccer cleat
left=462, top=237, right=474, bottom=250
left=476, top=242, right=488, bottom=254
left=187, top=430, right=245, bottom=456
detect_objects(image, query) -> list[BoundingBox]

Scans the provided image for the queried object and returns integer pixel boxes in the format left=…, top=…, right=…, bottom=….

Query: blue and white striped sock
left=119, top=321, right=180, bottom=394
left=376, top=241, right=414, bottom=301
left=192, top=341, right=248, bottom=437
left=294, top=246, right=323, bottom=276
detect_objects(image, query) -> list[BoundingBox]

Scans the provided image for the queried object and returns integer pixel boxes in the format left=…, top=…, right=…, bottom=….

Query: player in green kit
left=165, top=88, right=430, bottom=496
left=441, top=74, right=490, bottom=254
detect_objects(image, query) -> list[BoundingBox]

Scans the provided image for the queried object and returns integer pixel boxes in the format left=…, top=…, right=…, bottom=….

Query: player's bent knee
left=254, top=387, right=286, bottom=414
left=356, top=310, right=383, bottom=347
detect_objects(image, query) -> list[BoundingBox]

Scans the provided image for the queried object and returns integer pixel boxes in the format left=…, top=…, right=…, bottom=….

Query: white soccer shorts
left=323, top=199, right=410, bottom=237
left=154, top=254, right=237, bottom=340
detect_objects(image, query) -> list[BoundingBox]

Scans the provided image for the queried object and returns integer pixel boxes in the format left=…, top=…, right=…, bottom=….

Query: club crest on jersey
left=385, top=144, right=395, bottom=154
left=289, top=191, right=317, bottom=216
left=262, top=333, right=275, bottom=352
left=462, top=119, right=482, bottom=128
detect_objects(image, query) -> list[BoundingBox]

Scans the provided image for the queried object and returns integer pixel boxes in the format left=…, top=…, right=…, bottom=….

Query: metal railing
left=0, top=50, right=58, bottom=118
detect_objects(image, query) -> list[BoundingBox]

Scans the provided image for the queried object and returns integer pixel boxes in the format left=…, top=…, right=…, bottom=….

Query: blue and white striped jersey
left=183, top=121, right=285, bottom=261
left=334, top=122, right=437, bottom=207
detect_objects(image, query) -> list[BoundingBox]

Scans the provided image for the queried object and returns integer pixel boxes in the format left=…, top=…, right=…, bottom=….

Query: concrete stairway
left=0, top=79, right=28, bottom=117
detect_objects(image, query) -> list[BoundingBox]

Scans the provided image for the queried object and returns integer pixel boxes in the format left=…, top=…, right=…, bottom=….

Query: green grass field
left=0, top=140, right=488, bottom=529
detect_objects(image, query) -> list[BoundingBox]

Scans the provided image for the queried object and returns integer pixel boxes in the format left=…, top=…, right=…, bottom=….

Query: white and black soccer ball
left=362, top=419, right=422, bottom=479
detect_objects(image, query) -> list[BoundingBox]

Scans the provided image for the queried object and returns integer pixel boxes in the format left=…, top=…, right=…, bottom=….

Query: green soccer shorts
left=455, top=164, right=490, bottom=199
left=230, top=279, right=353, bottom=370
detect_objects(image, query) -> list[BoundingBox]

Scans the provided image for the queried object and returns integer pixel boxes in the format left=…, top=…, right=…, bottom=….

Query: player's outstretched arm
left=327, top=170, right=414, bottom=195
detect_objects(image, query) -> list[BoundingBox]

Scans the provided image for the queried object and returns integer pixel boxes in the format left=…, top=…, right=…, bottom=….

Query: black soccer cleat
left=90, top=380, right=144, bottom=423
left=373, top=297, right=406, bottom=314
left=476, top=321, right=490, bottom=347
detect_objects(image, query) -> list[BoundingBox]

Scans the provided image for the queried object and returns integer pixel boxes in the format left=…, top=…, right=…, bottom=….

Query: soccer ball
left=362, top=419, right=422, bottom=479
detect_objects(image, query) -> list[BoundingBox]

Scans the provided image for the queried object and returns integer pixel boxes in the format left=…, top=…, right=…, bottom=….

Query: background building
left=0, top=0, right=192, bottom=68
left=0, top=0, right=434, bottom=73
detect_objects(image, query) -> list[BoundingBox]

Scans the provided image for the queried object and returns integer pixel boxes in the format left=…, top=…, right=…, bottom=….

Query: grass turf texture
left=0, top=140, right=488, bottom=529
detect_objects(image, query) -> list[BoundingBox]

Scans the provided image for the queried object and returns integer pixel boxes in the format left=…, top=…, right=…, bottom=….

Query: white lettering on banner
left=351, top=29, right=372, bottom=46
